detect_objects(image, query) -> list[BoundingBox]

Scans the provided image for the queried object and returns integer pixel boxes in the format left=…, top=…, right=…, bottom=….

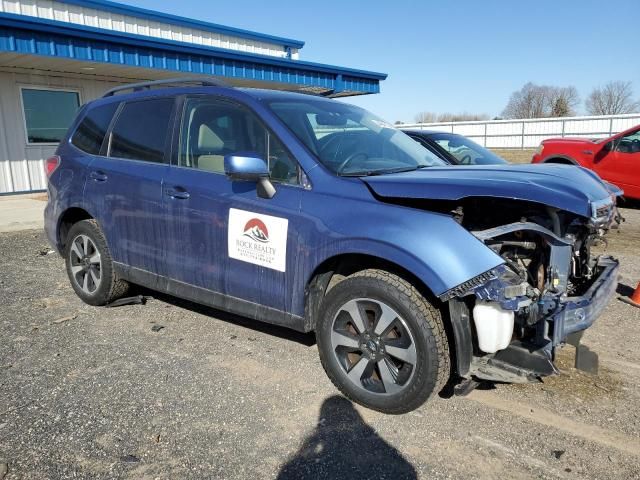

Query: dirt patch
left=467, top=388, right=640, bottom=458
left=511, top=346, right=623, bottom=403
left=605, top=208, right=640, bottom=253
left=489, top=148, right=537, bottom=164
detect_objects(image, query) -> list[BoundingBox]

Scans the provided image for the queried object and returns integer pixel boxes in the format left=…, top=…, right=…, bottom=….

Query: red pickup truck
left=532, top=124, right=640, bottom=200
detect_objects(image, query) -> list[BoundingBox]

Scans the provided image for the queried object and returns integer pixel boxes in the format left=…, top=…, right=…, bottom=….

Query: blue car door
left=164, top=95, right=303, bottom=319
left=84, top=96, right=176, bottom=276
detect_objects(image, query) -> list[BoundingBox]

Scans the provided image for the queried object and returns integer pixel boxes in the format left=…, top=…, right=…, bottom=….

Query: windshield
left=265, top=99, right=447, bottom=175
left=428, top=132, right=507, bottom=165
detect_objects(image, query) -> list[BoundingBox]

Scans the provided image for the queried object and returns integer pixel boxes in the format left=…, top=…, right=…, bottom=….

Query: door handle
left=165, top=186, right=190, bottom=200
left=89, top=170, right=108, bottom=182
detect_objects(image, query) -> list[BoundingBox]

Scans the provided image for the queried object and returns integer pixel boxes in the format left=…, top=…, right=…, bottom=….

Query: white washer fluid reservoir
left=472, top=302, right=515, bottom=354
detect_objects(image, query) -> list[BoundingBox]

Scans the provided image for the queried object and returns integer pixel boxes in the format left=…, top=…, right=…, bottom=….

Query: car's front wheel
left=316, top=269, right=450, bottom=414
left=64, top=219, right=128, bottom=306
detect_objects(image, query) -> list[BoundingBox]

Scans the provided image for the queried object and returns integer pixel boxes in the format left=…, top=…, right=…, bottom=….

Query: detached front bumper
left=551, top=256, right=619, bottom=345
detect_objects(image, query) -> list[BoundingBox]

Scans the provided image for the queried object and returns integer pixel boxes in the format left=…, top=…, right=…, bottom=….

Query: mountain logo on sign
left=243, top=218, right=269, bottom=243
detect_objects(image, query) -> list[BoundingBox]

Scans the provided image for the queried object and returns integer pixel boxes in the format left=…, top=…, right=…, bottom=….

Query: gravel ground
left=1, top=209, right=639, bottom=479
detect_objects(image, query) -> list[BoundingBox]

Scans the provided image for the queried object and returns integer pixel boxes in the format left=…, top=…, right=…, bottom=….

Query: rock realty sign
left=227, top=208, right=289, bottom=272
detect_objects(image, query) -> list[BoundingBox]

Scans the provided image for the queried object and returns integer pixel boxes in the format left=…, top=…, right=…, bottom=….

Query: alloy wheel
left=330, top=298, right=417, bottom=395
left=69, top=234, right=102, bottom=294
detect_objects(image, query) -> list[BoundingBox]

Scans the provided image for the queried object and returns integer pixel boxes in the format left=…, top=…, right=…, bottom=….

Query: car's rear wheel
left=316, top=269, right=450, bottom=414
left=64, top=219, right=128, bottom=306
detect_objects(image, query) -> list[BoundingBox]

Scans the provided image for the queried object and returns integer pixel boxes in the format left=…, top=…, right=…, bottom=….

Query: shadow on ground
left=134, top=285, right=316, bottom=347
left=277, top=395, right=416, bottom=480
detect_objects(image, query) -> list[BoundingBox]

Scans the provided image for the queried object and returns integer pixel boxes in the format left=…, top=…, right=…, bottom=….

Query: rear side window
left=109, top=98, right=174, bottom=163
left=71, top=102, right=118, bottom=155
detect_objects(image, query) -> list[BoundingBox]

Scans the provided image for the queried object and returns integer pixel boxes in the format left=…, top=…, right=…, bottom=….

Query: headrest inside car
left=198, top=124, right=224, bottom=151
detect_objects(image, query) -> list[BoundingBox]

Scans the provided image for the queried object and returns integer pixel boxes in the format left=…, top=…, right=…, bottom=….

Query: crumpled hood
left=362, top=164, right=611, bottom=217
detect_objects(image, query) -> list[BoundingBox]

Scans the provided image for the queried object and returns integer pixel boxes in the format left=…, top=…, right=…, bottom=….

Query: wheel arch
left=303, top=251, right=444, bottom=334
left=303, top=251, right=458, bottom=359
left=304, top=252, right=440, bottom=332
left=57, top=206, right=95, bottom=251
left=542, top=155, right=578, bottom=165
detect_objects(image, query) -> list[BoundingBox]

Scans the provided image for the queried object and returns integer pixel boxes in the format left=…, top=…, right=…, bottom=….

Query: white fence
left=401, top=113, right=640, bottom=149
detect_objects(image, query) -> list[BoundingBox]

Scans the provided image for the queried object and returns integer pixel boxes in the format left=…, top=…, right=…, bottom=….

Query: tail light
left=45, top=155, right=61, bottom=178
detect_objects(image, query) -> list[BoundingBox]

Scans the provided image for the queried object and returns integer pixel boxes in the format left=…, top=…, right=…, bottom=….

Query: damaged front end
left=441, top=196, right=621, bottom=385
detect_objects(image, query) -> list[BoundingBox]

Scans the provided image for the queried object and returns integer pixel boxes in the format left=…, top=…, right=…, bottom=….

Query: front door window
left=615, top=129, right=640, bottom=154
left=179, top=97, right=300, bottom=184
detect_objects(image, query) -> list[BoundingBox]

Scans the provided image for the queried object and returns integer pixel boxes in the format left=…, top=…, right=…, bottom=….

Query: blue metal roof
left=60, top=0, right=305, bottom=50
left=0, top=13, right=386, bottom=96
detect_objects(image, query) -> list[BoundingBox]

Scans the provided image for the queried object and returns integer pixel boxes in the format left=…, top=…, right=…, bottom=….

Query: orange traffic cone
left=620, top=281, right=640, bottom=308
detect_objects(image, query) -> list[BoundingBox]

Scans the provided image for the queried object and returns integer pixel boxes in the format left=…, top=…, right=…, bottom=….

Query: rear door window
left=109, top=98, right=174, bottom=163
left=71, top=102, right=119, bottom=155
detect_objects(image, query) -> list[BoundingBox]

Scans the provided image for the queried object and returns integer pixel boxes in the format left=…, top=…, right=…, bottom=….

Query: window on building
left=71, top=102, right=119, bottom=155
left=179, top=97, right=299, bottom=184
left=21, top=88, right=80, bottom=144
left=109, top=98, right=174, bottom=163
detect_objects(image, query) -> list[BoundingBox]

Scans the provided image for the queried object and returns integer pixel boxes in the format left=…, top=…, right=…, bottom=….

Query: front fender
left=297, top=192, right=504, bottom=313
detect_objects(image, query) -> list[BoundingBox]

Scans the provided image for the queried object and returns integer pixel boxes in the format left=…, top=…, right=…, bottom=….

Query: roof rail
left=102, top=77, right=228, bottom=97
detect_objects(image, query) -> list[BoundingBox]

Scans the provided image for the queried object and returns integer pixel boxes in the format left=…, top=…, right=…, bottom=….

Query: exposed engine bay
left=423, top=196, right=621, bottom=386
left=454, top=197, right=614, bottom=297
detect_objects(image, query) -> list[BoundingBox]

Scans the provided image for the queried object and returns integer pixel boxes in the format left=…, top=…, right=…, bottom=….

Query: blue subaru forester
left=45, top=78, right=620, bottom=413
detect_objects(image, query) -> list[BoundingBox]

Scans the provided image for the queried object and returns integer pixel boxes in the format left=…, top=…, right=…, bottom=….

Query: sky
left=126, top=0, right=640, bottom=123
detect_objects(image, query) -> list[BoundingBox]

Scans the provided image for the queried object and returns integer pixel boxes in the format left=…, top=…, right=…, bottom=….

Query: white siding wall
left=402, top=114, right=640, bottom=149
left=0, top=69, right=127, bottom=193
left=0, top=0, right=299, bottom=59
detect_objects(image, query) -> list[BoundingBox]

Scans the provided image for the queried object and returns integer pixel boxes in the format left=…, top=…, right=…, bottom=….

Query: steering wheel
left=336, top=152, right=369, bottom=175
left=459, top=154, right=472, bottom=165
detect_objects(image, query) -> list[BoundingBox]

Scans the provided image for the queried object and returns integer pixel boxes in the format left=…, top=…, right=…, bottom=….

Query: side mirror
left=224, top=153, right=268, bottom=180
left=594, top=141, right=613, bottom=163
left=224, top=153, right=276, bottom=199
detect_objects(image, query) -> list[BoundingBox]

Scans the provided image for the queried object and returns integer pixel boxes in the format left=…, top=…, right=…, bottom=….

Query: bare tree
left=414, top=111, right=489, bottom=123
left=585, top=81, right=640, bottom=115
left=414, top=111, right=437, bottom=123
left=502, top=83, right=548, bottom=119
left=437, top=112, right=489, bottom=122
left=548, top=86, right=580, bottom=117
left=502, top=83, right=580, bottom=119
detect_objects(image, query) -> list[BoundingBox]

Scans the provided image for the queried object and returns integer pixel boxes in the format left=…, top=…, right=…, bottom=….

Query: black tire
left=64, top=219, right=128, bottom=306
left=316, top=269, right=450, bottom=414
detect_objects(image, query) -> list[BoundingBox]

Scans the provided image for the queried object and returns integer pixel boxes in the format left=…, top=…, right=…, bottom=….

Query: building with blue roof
left=0, top=0, right=386, bottom=193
